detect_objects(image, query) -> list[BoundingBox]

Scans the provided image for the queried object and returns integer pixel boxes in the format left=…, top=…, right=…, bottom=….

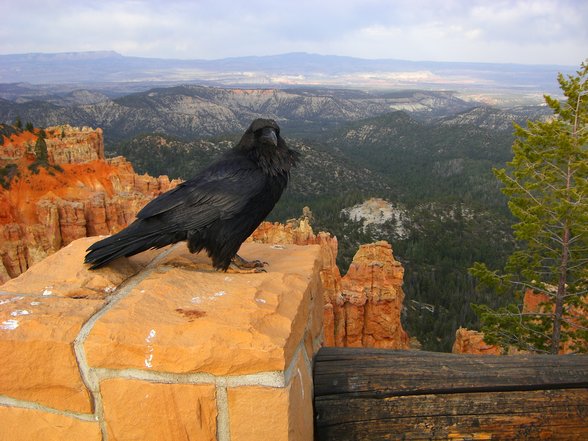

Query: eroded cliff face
left=250, top=219, right=411, bottom=349
left=0, top=125, right=179, bottom=283
left=337, top=241, right=410, bottom=348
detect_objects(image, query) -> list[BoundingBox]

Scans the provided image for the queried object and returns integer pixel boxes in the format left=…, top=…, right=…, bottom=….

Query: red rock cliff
left=250, top=218, right=410, bottom=349
left=0, top=125, right=179, bottom=283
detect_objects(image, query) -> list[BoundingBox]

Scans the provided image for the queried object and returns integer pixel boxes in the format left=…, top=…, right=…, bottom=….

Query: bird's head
left=250, top=118, right=279, bottom=147
left=235, top=118, right=300, bottom=175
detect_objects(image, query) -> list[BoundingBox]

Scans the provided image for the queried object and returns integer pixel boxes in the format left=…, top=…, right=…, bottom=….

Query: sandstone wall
left=0, top=125, right=179, bottom=283
left=0, top=238, right=323, bottom=441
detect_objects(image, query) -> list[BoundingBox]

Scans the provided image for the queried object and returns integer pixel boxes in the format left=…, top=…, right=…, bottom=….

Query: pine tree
left=34, top=135, right=48, bottom=162
left=471, top=61, right=588, bottom=354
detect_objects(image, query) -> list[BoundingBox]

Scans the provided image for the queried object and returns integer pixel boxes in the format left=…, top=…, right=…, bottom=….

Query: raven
left=85, top=118, right=299, bottom=271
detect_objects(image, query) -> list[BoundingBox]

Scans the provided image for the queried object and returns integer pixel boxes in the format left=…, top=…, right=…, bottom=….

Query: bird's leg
left=229, top=254, right=268, bottom=273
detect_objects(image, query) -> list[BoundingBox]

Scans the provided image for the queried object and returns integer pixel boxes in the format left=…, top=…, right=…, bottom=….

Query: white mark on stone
left=271, top=244, right=286, bottom=249
left=145, top=329, right=156, bottom=343
left=213, top=291, right=226, bottom=297
left=224, top=276, right=233, bottom=282
left=144, top=329, right=156, bottom=369
left=10, top=310, right=30, bottom=317
left=145, top=353, right=154, bottom=369
left=30, top=302, right=42, bottom=306
left=298, top=368, right=304, bottom=398
left=0, top=296, right=24, bottom=306
left=103, top=285, right=116, bottom=294
left=1, top=319, right=19, bottom=330
left=191, top=297, right=202, bottom=304
left=42, top=286, right=53, bottom=296
left=255, top=298, right=267, bottom=304
left=140, top=290, right=146, bottom=294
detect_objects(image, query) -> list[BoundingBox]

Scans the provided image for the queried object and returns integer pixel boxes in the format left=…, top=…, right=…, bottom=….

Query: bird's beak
left=260, top=128, right=278, bottom=147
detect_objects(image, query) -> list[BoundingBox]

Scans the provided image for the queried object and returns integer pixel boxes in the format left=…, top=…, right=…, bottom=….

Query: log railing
left=314, top=347, right=588, bottom=440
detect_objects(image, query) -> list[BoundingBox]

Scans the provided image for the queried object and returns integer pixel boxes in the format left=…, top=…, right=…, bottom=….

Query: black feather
left=85, top=118, right=299, bottom=271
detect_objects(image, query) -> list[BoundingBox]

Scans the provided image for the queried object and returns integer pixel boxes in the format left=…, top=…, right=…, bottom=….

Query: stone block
left=228, top=352, right=313, bottom=441
left=100, top=378, right=217, bottom=441
left=0, top=237, right=160, bottom=299
left=0, top=407, right=101, bottom=441
left=85, top=242, right=322, bottom=376
left=0, top=293, right=102, bottom=413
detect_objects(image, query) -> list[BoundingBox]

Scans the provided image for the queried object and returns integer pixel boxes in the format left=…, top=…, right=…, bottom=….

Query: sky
left=1, top=0, right=586, bottom=66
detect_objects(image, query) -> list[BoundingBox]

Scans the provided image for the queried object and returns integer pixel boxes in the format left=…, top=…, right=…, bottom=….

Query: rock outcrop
left=250, top=218, right=410, bottom=349
left=452, top=327, right=502, bottom=355
left=337, top=241, right=410, bottom=348
left=0, top=125, right=179, bottom=283
left=453, top=289, right=587, bottom=355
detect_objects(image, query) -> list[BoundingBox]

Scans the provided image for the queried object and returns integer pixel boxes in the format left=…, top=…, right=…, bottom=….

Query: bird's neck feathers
left=236, top=138, right=300, bottom=177
left=252, top=143, right=299, bottom=176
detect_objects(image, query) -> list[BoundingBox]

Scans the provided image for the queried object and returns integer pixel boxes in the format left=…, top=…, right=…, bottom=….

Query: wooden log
left=314, top=347, right=588, bottom=440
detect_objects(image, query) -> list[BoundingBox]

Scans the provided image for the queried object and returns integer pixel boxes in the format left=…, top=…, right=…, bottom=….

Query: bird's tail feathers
left=84, top=222, right=173, bottom=269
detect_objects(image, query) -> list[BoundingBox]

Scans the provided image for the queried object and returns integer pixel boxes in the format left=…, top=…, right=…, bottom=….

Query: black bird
left=85, top=118, right=299, bottom=271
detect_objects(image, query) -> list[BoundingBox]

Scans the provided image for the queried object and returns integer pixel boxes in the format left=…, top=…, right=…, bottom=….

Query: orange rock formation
left=453, top=289, right=587, bottom=355
left=250, top=219, right=410, bottom=349
left=452, top=327, right=502, bottom=355
left=0, top=125, right=179, bottom=283
left=337, top=241, right=410, bottom=348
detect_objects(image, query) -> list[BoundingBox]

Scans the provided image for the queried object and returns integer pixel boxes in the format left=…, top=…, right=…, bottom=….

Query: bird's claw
left=229, top=254, right=269, bottom=273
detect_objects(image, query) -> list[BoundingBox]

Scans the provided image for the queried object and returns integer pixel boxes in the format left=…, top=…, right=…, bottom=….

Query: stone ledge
left=85, top=242, right=322, bottom=376
left=0, top=236, right=324, bottom=440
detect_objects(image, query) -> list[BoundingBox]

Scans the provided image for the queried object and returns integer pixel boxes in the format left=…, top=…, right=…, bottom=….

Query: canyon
left=1, top=124, right=411, bottom=349
left=0, top=124, right=179, bottom=283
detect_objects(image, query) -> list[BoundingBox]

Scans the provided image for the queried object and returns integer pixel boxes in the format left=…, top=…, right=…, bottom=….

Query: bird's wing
left=136, top=156, right=266, bottom=230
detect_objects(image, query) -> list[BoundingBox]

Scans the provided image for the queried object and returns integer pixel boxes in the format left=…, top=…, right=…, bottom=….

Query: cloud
left=0, top=0, right=586, bottom=65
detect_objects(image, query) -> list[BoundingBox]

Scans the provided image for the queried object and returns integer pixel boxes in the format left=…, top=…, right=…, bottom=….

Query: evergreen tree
left=34, top=135, right=48, bottom=162
left=471, top=61, right=588, bottom=354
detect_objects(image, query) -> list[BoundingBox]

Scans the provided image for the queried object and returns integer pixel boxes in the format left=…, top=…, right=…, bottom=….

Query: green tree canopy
left=34, top=134, right=49, bottom=163
left=471, top=61, right=588, bottom=354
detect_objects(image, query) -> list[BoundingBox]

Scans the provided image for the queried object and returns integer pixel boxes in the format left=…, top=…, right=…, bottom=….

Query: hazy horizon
left=1, top=0, right=586, bottom=66
left=0, top=50, right=579, bottom=68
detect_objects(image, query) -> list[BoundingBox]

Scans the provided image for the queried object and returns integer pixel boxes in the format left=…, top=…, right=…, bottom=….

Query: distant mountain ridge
left=0, top=86, right=479, bottom=143
left=0, top=51, right=574, bottom=92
